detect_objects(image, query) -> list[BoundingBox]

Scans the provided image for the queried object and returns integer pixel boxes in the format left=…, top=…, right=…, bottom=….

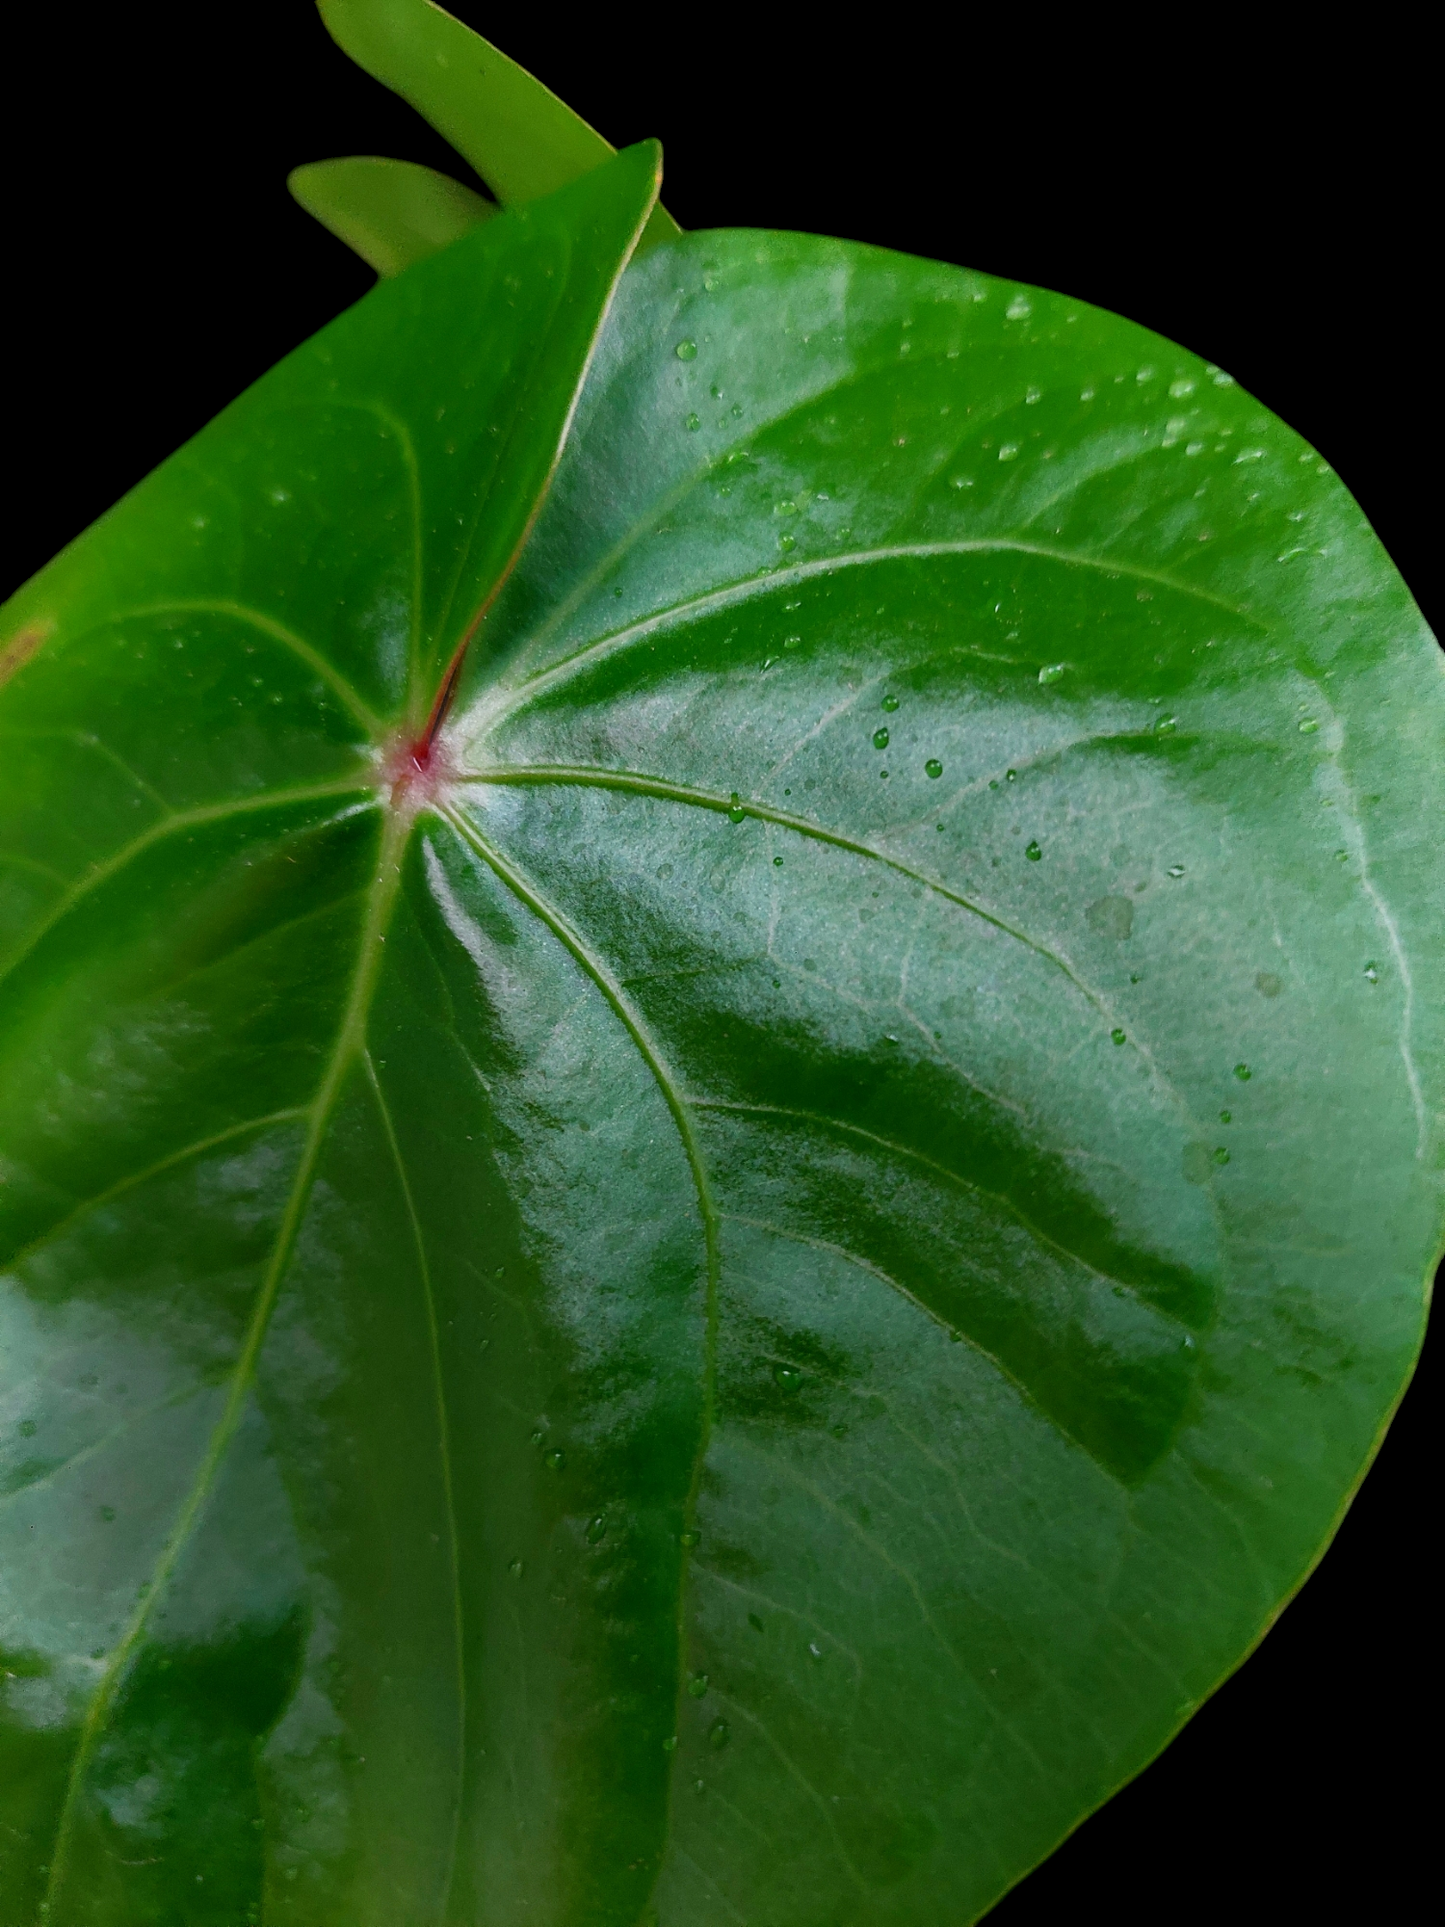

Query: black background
left=6, top=4, right=1436, bottom=1917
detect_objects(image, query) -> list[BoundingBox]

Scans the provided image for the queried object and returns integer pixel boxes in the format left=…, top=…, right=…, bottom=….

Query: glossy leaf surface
left=2, top=156, right=1443, bottom=1927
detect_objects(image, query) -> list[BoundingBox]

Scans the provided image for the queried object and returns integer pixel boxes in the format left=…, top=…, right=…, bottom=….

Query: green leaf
left=288, top=157, right=496, bottom=278
left=316, top=0, right=681, bottom=247
left=2, top=154, right=1442, bottom=1927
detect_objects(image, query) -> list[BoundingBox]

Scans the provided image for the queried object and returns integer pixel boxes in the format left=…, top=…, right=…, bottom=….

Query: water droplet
left=773, top=1362, right=804, bottom=1391
left=809, top=1641, right=824, bottom=1660
left=1025, top=839, right=1042, bottom=861
left=1038, top=662, right=1066, bottom=685
left=773, top=855, right=783, bottom=867
left=998, top=443, right=1020, bottom=461
left=680, top=1528, right=701, bottom=1548
left=708, top=1718, right=731, bottom=1750
left=1111, top=1028, right=1126, bottom=1045
left=662, top=1734, right=679, bottom=1752
left=1213, top=1146, right=1230, bottom=1166
left=881, top=693, right=900, bottom=712
left=1156, top=715, right=1178, bottom=735
left=1219, top=1109, right=1232, bottom=1123
left=925, top=758, right=943, bottom=779
left=675, top=339, right=698, bottom=360
left=586, top=1514, right=608, bottom=1544
left=508, top=1558, right=524, bottom=1579
left=1025, top=385, right=1042, bottom=404
left=949, top=474, right=975, bottom=488
left=728, top=794, right=746, bottom=824
left=1005, top=768, right=1017, bottom=783
left=685, top=412, right=701, bottom=431
left=1169, top=377, right=1197, bottom=398
left=1167, top=865, right=1186, bottom=879
left=948, top=1328, right=963, bottom=1343
left=1363, top=962, right=1379, bottom=983
left=688, top=1672, right=709, bottom=1698
left=1006, top=295, right=1032, bottom=320
left=1233, top=1062, right=1252, bottom=1081
left=778, top=532, right=796, bottom=551
left=529, top=1429, right=544, bottom=1446
left=544, top=1449, right=566, bottom=1471
left=1298, top=717, right=1319, bottom=734
left=873, top=727, right=890, bottom=749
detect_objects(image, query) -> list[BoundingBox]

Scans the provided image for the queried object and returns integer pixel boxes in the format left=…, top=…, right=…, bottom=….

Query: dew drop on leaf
left=1026, top=840, right=1042, bottom=861
left=544, top=1449, right=566, bottom=1471
left=1364, top=962, right=1380, bottom=983
left=708, top=1718, right=731, bottom=1750
left=586, top=1514, right=608, bottom=1544
left=1038, top=663, right=1066, bottom=685
left=773, top=1363, right=803, bottom=1390
left=925, top=759, right=943, bottom=778
left=1111, top=1028, right=1126, bottom=1045
left=881, top=693, right=900, bottom=712
left=688, top=1672, right=709, bottom=1698
left=1234, top=1063, right=1252, bottom=1081
left=873, top=727, right=890, bottom=749
left=675, top=339, right=697, bottom=360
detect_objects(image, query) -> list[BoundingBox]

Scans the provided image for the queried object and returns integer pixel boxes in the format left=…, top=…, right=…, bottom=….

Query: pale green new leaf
left=317, top=0, right=681, bottom=245
left=289, top=157, right=496, bottom=278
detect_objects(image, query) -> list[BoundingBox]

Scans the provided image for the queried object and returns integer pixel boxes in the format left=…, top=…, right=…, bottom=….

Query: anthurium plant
left=2, top=3, right=1440, bottom=1922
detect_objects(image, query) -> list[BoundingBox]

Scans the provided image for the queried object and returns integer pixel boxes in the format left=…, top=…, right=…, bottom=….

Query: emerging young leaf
left=289, top=157, right=496, bottom=278
left=1, top=27, right=1441, bottom=1927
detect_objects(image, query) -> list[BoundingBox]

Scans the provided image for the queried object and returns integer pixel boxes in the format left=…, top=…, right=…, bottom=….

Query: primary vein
left=42, top=811, right=406, bottom=1915
left=436, top=799, right=720, bottom=1909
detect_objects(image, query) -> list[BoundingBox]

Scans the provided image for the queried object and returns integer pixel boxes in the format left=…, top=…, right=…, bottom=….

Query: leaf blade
left=1, top=204, right=1441, bottom=1927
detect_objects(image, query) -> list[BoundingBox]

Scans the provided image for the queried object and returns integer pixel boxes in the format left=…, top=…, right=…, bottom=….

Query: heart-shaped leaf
left=2, top=127, right=1441, bottom=1927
